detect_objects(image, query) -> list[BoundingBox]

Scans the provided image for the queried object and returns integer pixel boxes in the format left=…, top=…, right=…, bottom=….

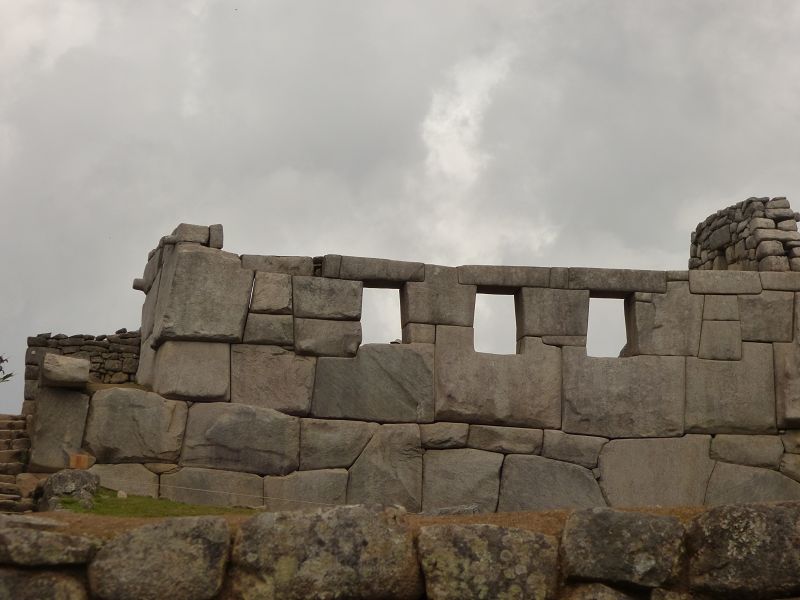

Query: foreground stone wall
left=5, top=501, right=800, bottom=600
left=25, top=212, right=800, bottom=511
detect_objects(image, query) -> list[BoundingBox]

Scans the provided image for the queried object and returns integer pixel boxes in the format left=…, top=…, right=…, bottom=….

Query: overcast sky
left=2, top=0, right=800, bottom=413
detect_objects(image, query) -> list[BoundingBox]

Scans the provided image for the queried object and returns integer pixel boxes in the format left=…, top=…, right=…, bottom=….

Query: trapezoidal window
left=360, top=287, right=402, bottom=344
left=473, top=293, right=517, bottom=354
left=586, top=297, right=629, bottom=357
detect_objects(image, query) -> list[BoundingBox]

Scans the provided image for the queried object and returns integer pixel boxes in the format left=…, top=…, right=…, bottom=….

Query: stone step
left=0, top=430, right=28, bottom=440
left=0, top=498, right=34, bottom=513
left=0, top=414, right=25, bottom=420
left=0, top=493, right=20, bottom=502
left=0, top=450, right=25, bottom=462
left=0, top=475, right=16, bottom=485
left=0, top=463, right=24, bottom=476
left=10, top=439, right=29, bottom=450
left=0, top=483, right=20, bottom=495
left=0, top=421, right=26, bottom=431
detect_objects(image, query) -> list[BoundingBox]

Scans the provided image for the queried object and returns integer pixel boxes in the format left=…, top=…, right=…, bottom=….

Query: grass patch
left=59, top=488, right=258, bottom=518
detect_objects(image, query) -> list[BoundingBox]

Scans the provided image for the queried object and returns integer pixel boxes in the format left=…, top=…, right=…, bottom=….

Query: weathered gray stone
left=686, top=343, right=776, bottom=433
left=760, top=271, right=800, bottom=290
left=320, top=254, right=342, bottom=277
left=240, top=254, right=313, bottom=275
left=400, top=265, right=476, bottom=327
left=738, top=290, right=794, bottom=341
left=231, top=345, right=315, bottom=415
left=312, top=343, right=433, bottom=422
left=599, top=436, right=715, bottom=507
left=767, top=197, right=791, bottom=209
left=541, top=335, right=587, bottom=346
left=759, top=255, right=791, bottom=271
left=294, top=318, right=361, bottom=357
left=749, top=216, right=777, bottom=229
left=40, top=354, right=89, bottom=388
left=300, top=418, right=378, bottom=470
left=515, top=287, right=589, bottom=337
left=152, top=244, right=253, bottom=344
left=550, top=267, right=569, bottom=288
left=87, top=464, right=158, bottom=498
left=688, top=503, right=800, bottom=598
left=705, top=461, right=800, bottom=504
left=0, top=569, right=88, bottom=600
left=338, top=255, right=425, bottom=284
left=144, top=462, right=178, bottom=475
left=29, top=387, right=89, bottom=472
left=171, top=223, right=209, bottom=244
left=689, top=270, right=762, bottom=294
left=418, top=524, right=558, bottom=600
left=37, top=469, right=99, bottom=511
left=208, top=223, right=223, bottom=249
left=630, top=281, right=703, bottom=356
left=85, top=388, right=187, bottom=463
left=242, top=313, right=294, bottom=345
left=467, top=425, right=542, bottom=454
left=707, top=225, right=731, bottom=250
left=757, top=239, right=785, bottom=260
left=230, top=506, right=422, bottom=600
left=698, top=320, right=741, bottom=360
left=710, top=434, right=784, bottom=468
left=88, top=517, right=229, bottom=600
left=422, top=449, right=503, bottom=513
left=561, top=583, right=639, bottom=600
left=568, top=268, right=667, bottom=293
left=181, top=403, right=299, bottom=475
left=0, top=528, right=97, bottom=566
left=457, top=265, right=550, bottom=291
left=152, top=341, right=230, bottom=401
left=776, top=341, right=800, bottom=427
left=263, top=469, right=348, bottom=511
left=753, top=227, right=800, bottom=244
left=249, top=271, right=292, bottom=314
left=401, top=322, right=436, bottom=344
left=420, top=422, right=469, bottom=449
left=780, top=453, right=800, bottom=482
left=563, top=347, right=684, bottom=438
left=782, top=430, right=800, bottom=453
left=292, top=276, right=362, bottom=320
left=436, top=327, right=561, bottom=428
left=542, top=430, right=607, bottom=469
left=346, top=424, right=422, bottom=511
left=160, top=467, right=263, bottom=507
left=497, top=455, right=605, bottom=511
left=562, top=508, right=684, bottom=588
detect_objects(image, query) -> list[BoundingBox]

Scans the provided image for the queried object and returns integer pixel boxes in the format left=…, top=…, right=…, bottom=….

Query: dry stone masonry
left=17, top=201, right=800, bottom=513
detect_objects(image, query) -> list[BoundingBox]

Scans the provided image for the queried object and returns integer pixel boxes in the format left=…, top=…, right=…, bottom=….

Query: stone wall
left=5, top=501, right=800, bottom=599
left=690, top=196, right=800, bottom=271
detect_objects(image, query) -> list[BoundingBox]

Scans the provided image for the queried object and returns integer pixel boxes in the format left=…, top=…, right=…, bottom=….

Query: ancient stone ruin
left=13, top=196, right=800, bottom=514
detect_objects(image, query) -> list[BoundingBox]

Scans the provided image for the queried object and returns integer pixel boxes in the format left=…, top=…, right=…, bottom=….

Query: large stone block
left=688, top=504, right=800, bottom=598
left=230, top=506, right=422, bottom=600
left=249, top=271, right=292, bottom=314
left=562, top=508, right=685, bottom=588
left=400, top=265, right=476, bottom=327
left=0, top=569, right=89, bottom=599
left=312, top=344, right=434, bottom=423
left=629, top=282, right=703, bottom=356
left=598, top=436, right=715, bottom=507
left=401, top=323, right=435, bottom=344
left=84, top=388, right=187, bottom=462
left=738, top=290, right=794, bottom=341
left=338, top=255, right=425, bottom=284
left=457, top=265, right=550, bottom=291
left=568, top=268, right=667, bottom=294
left=515, top=287, right=590, bottom=338
left=346, top=424, right=422, bottom=512
left=704, top=461, right=800, bottom=504
left=760, top=271, right=800, bottom=291
left=263, top=469, right=348, bottom=511
left=87, top=464, right=158, bottom=498
left=160, top=467, right=263, bottom=507
left=181, top=403, right=299, bottom=475
left=300, top=418, right=378, bottom=470
left=562, top=347, right=684, bottom=438
left=28, top=387, right=89, bottom=472
left=703, top=294, right=739, bottom=320
left=242, top=314, right=293, bottom=346
left=171, top=222, right=209, bottom=244
left=466, top=425, right=542, bottom=454
left=689, top=270, right=762, bottom=294
left=422, top=449, right=503, bottom=513
left=152, top=341, right=230, bottom=401
left=497, top=455, right=606, bottom=511
left=697, top=320, right=741, bottom=360
left=40, top=354, right=89, bottom=388
left=418, top=524, right=558, bottom=600
left=435, top=327, right=561, bottom=428
left=292, top=276, right=362, bottom=320
left=561, top=584, right=639, bottom=600
left=420, top=422, right=469, bottom=449
left=231, top=345, right=315, bottom=415
left=294, top=318, right=361, bottom=357
left=710, top=434, right=784, bottom=468
left=240, top=254, right=313, bottom=275
left=775, top=341, right=800, bottom=427
left=541, top=430, right=607, bottom=469
left=686, top=343, right=776, bottom=433
left=151, top=244, right=254, bottom=344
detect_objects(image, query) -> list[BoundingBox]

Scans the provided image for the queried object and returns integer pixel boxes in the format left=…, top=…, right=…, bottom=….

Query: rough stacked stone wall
left=4, top=502, right=800, bottom=600
left=690, top=196, right=800, bottom=271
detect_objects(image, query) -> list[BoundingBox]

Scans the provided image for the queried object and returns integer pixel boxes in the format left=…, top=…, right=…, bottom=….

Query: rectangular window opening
left=360, top=287, right=402, bottom=345
left=586, top=297, right=629, bottom=357
left=473, top=293, right=518, bottom=354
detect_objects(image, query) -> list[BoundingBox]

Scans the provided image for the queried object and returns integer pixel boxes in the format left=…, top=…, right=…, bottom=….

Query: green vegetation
left=0, top=355, right=12, bottom=383
left=59, top=488, right=257, bottom=518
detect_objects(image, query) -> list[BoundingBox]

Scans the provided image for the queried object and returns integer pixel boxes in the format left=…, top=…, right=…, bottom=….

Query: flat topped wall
left=27, top=219, right=800, bottom=511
